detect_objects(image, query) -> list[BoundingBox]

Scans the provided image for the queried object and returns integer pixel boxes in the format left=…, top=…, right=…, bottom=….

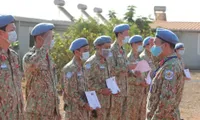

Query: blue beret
left=128, top=35, right=143, bottom=44
left=69, top=38, right=89, bottom=51
left=31, top=23, right=55, bottom=36
left=93, top=36, right=111, bottom=46
left=175, top=43, right=184, bottom=50
left=0, top=15, right=15, bottom=27
left=156, top=28, right=179, bottom=45
left=113, top=24, right=130, bottom=33
left=143, top=36, right=153, bottom=46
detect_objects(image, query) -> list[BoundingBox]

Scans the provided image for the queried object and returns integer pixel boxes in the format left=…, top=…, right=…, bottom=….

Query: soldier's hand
left=184, top=77, right=191, bottom=81
left=127, top=63, right=137, bottom=70
left=83, top=103, right=93, bottom=111
left=101, top=88, right=112, bottom=96
left=113, top=91, right=120, bottom=96
left=134, top=71, right=142, bottom=78
left=140, top=82, right=148, bottom=87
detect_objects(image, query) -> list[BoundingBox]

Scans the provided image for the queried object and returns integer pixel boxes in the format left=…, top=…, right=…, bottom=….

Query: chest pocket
left=77, top=71, right=85, bottom=91
left=116, top=53, right=126, bottom=66
left=98, top=64, right=107, bottom=83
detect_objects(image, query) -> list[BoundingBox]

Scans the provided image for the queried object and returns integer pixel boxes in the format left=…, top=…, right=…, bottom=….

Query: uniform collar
left=159, top=53, right=177, bottom=66
left=72, top=56, right=83, bottom=71
left=95, top=52, right=106, bottom=64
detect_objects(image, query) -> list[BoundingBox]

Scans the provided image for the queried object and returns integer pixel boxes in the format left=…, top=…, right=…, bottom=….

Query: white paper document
left=134, top=60, right=151, bottom=73
left=145, top=71, right=152, bottom=85
left=184, top=69, right=192, bottom=79
left=85, top=91, right=101, bottom=109
left=106, top=77, right=120, bottom=94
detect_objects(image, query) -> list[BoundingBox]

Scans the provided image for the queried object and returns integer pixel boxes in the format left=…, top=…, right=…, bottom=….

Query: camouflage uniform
left=84, top=53, right=115, bottom=120
left=110, top=41, right=128, bottom=120
left=146, top=53, right=184, bottom=120
left=179, top=58, right=185, bottom=70
left=23, top=45, right=60, bottom=120
left=61, top=57, right=90, bottom=120
left=0, top=48, right=24, bottom=120
left=126, top=50, right=146, bottom=120
left=139, top=50, right=156, bottom=120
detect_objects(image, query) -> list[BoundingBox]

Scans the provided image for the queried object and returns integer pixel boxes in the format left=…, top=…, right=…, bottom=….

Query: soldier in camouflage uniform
left=0, top=15, right=24, bottom=120
left=126, top=35, right=148, bottom=120
left=84, top=36, right=114, bottom=120
left=61, top=38, right=93, bottom=120
left=110, top=24, right=135, bottom=120
left=174, top=43, right=185, bottom=70
left=146, top=28, right=184, bottom=120
left=23, top=23, right=61, bottom=120
left=139, top=36, right=156, bottom=120
left=175, top=43, right=190, bottom=81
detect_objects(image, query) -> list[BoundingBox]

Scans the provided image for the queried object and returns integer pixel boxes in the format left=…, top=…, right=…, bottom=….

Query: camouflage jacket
left=127, top=50, right=146, bottom=95
left=0, top=48, right=24, bottom=119
left=61, top=57, right=89, bottom=119
left=84, top=53, right=115, bottom=109
left=146, top=53, right=184, bottom=120
left=110, top=41, right=128, bottom=96
left=23, top=45, right=59, bottom=116
left=140, top=50, right=156, bottom=71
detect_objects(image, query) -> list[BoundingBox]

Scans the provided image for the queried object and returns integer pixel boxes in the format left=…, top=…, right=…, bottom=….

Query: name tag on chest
left=100, top=65, right=105, bottom=69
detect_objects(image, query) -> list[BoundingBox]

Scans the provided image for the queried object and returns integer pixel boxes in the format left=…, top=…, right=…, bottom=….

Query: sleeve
left=110, top=49, right=127, bottom=75
left=23, top=45, right=49, bottom=66
left=63, top=71, right=86, bottom=112
left=152, top=67, right=180, bottom=119
left=85, top=63, right=102, bottom=93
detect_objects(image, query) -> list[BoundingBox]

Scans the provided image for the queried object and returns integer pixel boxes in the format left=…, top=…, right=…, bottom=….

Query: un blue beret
left=156, top=28, right=179, bottom=45
left=0, top=15, right=15, bottom=27
left=143, top=36, right=153, bottom=46
left=93, top=36, right=111, bottom=46
left=69, top=38, right=89, bottom=51
left=113, top=24, right=130, bottom=33
left=31, top=23, right=55, bottom=36
left=128, top=35, right=143, bottom=44
left=175, top=43, right=184, bottom=50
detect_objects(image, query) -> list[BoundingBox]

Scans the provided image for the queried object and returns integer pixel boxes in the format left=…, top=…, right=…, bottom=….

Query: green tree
left=108, top=10, right=117, bottom=20
left=135, top=17, right=154, bottom=37
left=124, top=5, right=136, bottom=23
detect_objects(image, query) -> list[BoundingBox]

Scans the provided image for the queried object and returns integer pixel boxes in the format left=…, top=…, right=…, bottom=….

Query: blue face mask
left=123, top=36, right=130, bottom=44
left=137, top=45, right=143, bottom=52
left=150, top=45, right=163, bottom=57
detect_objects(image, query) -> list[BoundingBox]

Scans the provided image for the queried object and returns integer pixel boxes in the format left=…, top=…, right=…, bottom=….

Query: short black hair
left=115, top=32, right=123, bottom=38
left=161, top=40, right=175, bottom=49
left=0, top=25, right=7, bottom=31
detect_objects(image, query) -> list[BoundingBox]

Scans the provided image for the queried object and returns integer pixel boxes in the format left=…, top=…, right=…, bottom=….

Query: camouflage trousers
left=109, top=95, right=127, bottom=120
left=140, top=87, right=149, bottom=120
left=0, top=112, right=24, bottom=120
left=126, top=85, right=146, bottom=120
left=65, top=107, right=89, bottom=120
left=90, top=108, right=110, bottom=120
left=25, top=112, right=59, bottom=120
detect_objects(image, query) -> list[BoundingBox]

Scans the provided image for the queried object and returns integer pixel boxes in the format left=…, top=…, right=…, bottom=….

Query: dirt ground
left=22, top=70, right=200, bottom=120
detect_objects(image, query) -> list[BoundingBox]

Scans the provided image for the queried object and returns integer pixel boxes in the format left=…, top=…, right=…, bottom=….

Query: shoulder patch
left=164, top=70, right=174, bottom=80
left=1, top=63, right=8, bottom=69
left=85, top=63, right=91, bottom=69
left=66, top=72, right=73, bottom=79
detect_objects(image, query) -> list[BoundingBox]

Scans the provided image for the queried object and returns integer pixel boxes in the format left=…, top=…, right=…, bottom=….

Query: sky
left=0, top=0, right=200, bottom=22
